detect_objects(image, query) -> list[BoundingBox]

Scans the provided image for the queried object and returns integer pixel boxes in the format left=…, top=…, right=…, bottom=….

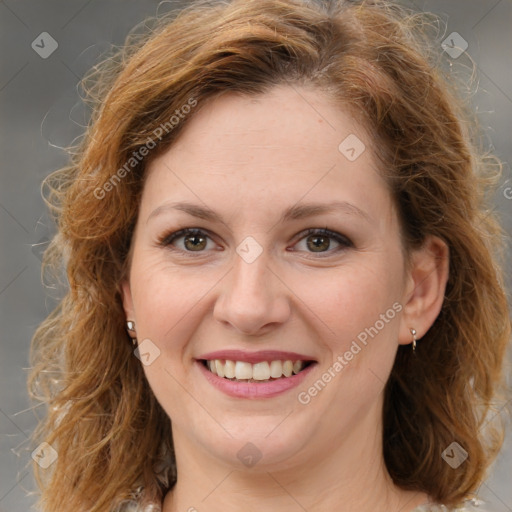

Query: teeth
left=235, top=361, right=253, bottom=380
left=282, top=360, right=293, bottom=377
left=205, top=359, right=308, bottom=381
left=270, top=360, right=283, bottom=378
left=224, top=360, right=236, bottom=379
left=252, top=362, right=270, bottom=381
left=292, top=360, right=303, bottom=374
left=215, top=360, right=225, bottom=378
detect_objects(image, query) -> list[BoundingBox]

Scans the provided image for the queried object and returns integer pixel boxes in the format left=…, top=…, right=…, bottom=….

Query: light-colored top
left=411, top=499, right=490, bottom=511
left=117, top=497, right=490, bottom=511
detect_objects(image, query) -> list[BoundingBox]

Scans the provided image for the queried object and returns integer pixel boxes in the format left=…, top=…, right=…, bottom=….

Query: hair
left=27, top=0, right=511, bottom=510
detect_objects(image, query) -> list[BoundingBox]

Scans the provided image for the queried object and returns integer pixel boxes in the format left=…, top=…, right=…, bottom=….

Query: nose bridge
left=213, top=237, right=289, bottom=334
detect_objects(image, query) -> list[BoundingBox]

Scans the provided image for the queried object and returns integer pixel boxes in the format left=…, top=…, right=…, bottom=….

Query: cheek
left=291, top=257, right=402, bottom=349
left=298, top=262, right=403, bottom=416
left=130, top=254, right=210, bottom=338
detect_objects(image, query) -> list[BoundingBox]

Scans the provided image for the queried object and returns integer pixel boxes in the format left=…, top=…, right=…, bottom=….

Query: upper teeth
left=206, top=360, right=306, bottom=380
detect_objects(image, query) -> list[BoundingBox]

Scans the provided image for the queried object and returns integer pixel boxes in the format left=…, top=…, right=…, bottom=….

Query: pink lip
left=196, top=360, right=317, bottom=399
left=197, top=350, right=316, bottom=364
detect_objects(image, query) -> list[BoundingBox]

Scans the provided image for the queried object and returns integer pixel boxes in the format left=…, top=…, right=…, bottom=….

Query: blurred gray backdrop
left=1, top=1, right=511, bottom=511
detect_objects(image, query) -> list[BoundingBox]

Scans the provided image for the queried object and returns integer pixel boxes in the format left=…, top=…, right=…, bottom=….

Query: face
left=121, top=85, right=416, bottom=472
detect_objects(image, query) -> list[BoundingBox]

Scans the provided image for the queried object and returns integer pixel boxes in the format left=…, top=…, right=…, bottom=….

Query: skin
left=121, top=85, right=449, bottom=512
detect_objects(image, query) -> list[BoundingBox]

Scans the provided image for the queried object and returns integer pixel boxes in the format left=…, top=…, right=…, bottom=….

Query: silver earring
left=126, top=321, right=137, bottom=346
left=410, top=328, right=417, bottom=353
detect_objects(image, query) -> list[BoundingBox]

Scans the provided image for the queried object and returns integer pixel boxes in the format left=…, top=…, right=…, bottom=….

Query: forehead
left=167, top=85, right=365, bottom=165
left=140, top=85, right=394, bottom=229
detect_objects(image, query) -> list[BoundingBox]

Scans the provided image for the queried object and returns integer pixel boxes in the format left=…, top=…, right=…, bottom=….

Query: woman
left=28, top=0, right=511, bottom=511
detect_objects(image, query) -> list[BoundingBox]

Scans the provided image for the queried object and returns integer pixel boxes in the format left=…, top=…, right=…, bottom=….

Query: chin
left=195, top=412, right=319, bottom=471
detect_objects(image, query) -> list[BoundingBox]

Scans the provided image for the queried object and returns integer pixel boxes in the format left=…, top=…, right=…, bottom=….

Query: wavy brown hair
left=27, top=0, right=511, bottom=510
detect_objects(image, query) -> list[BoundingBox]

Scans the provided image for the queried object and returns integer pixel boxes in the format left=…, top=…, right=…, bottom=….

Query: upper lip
left=197, top=350, right=317, bottom=364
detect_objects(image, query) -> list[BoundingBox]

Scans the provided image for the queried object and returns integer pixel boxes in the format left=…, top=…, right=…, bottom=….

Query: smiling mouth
left=201, top=359, right=315, bottom=383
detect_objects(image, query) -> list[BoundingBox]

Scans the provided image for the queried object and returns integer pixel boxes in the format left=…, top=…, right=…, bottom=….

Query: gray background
left=0, top=1, right=511, bottom=511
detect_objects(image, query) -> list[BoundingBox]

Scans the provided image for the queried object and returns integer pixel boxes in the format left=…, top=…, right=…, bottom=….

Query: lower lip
left=196, top=360, right=316, bottom=399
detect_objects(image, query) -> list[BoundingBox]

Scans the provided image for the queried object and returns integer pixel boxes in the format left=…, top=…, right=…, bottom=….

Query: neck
left=162, top=403, right=430, bottom=512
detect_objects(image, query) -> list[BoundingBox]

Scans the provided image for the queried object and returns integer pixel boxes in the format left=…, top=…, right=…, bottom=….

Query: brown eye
left=293, top=228, right=353, bottom=256
left=182, top=232, right=207, bottom=251
left=160, top=228, right=213, bottom=253
left=306, top=234, right=331, bottom=252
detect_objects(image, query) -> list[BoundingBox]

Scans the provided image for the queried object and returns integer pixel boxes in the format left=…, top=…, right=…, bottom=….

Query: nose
left=212, top=245, right=291, bottom=336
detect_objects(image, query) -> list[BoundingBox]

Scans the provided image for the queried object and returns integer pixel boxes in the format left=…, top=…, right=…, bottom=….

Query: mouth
left=195, top=350, right=318, bottom=399
left=200, top=358, right=315, bottom=383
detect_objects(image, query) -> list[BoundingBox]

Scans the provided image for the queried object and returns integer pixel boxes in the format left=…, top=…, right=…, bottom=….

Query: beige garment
left=412, top=498, right=490, bottom=511
left=117, top=497, right=491, bottom=512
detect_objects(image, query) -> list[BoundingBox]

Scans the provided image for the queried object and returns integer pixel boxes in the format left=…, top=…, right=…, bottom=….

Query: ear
left=398, top=235, right=449, bottom=345
left=120, top=278, right=136, bottom=322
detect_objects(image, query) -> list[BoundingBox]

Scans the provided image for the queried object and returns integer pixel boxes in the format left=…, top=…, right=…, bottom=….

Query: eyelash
left=157, top=227, right=353, bottom=258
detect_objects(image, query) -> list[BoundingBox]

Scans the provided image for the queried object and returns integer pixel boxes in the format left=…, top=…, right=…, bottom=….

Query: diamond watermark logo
left=441, top=32, right=468, bottom=59
left=31, top=32, right=58, bottom=59
left=237, top=442, right=262, bottom=468
left=338, top=134, right=366, bottom=162
left=236, top=236, right=263, bottom=264
left=31, top=442, right=58, bottom=469
left=134, top=338, right=161, bottom=366
left=441, top=441, right=468, bottom=468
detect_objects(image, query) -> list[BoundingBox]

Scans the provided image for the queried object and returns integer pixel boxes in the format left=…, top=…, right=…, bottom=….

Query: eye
left=158, top=228, right=216, bottom=254
left=292, top=228, right=353, bottom=256
left=158, top=227, right=353, bottom=257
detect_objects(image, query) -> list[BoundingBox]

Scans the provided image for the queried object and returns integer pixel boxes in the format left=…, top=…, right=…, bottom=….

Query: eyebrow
left=147, top=200, right=372, bottom=225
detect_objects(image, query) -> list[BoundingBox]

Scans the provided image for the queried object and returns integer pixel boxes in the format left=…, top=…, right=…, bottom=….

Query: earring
left=126, top=321, right=137, bottom=346
left=410, top=328, right=417, bottom=353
